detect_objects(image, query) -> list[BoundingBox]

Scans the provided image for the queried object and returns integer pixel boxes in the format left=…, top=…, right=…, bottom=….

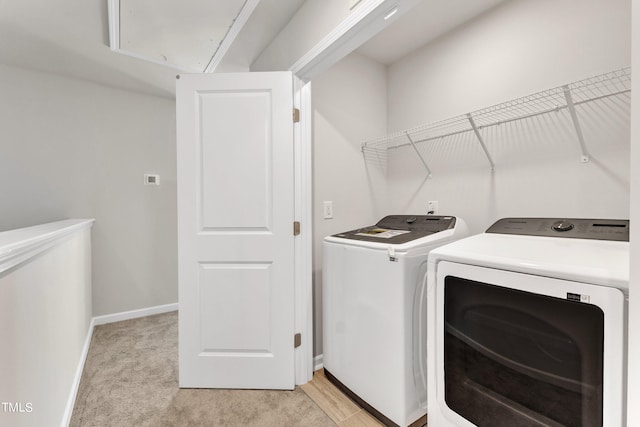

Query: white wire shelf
left=361, top=67, right=631, bottom=175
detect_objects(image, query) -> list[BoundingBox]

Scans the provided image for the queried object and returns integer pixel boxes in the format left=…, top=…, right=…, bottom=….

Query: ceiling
left=116, top=0, right=249, bottom=72
left=357, top=0, right=506, bottom=64
left=0, top=0, right=505, bottom=99
left=112, top=0, right=307, bottom=73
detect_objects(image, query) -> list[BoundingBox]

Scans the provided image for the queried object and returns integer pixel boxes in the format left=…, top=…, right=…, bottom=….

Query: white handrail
left=0, top=219, right=95, bottom=275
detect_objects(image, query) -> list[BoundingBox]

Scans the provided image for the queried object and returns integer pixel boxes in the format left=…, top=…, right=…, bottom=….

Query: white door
left=176, top=72, right=295, bottom=389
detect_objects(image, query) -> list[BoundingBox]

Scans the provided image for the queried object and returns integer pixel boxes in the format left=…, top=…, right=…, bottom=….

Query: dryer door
left=433, top=262, right=625, bottom=427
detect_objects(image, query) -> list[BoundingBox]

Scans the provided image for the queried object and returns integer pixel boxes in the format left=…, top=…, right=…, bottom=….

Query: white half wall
left=0, top=220, right=93, bottom=427
left=312, top=52, right=388, bottom=355
left=0, top=64, right=178, bottom=316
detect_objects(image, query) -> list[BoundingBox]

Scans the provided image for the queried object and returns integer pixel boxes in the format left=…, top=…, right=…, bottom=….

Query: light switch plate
left=323, top=201, right=333, bottom=219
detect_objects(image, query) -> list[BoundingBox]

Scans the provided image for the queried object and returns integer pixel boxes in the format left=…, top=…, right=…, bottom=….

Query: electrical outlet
left=323, top=201, right=333, bottom=219
left=427, top=201, right=438, bottom=215
left=144, top=174, right=160, bottom=186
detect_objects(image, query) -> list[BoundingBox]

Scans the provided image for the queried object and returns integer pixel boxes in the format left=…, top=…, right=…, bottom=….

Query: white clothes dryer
left=426, top=217, right=629, bottom=427
left=323, top=215, right=469, bottom=427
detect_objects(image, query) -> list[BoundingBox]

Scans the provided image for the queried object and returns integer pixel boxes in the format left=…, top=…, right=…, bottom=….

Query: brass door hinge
left=293, top=108, right=300, bottom=123
left=293, top=221, right=301, bottom=236
left=294, top=333, right=302, bottom=348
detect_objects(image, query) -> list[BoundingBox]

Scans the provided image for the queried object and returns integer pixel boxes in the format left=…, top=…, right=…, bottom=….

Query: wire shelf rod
left=383, top=87, right=629, bottom=150
left=361, top=67, right=631, bottom=172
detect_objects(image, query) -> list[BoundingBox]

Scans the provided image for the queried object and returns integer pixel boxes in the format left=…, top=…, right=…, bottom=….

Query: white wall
left=627, top=0, right=640, bottom=422
left=0, top=64, right=177, bottom=316
left=384, top=0, right=631, bottom=234
left=312, top=52, right=388, bottom=355
left=387, top=0, right=631, bottom=132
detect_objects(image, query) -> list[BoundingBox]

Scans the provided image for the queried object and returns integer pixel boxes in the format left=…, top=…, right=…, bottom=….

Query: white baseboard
left=60, top=317, right=96, bottom=427
left=314, top=354, right=323, bottom=371
left=61, top=302, right=178, bottom=426
left=93, top=302, right=178, bottom=326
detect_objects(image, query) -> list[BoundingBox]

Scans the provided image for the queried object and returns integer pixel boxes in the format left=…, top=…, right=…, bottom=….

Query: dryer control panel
left=486, top=217, right=629, bottom=241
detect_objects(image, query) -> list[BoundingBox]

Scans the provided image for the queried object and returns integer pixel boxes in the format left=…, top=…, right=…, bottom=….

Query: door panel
left=199, top=91, right=271, bottom=231
left=177, top=72, right=295, bottom=389
left=198, top=262, right=272, bottom=354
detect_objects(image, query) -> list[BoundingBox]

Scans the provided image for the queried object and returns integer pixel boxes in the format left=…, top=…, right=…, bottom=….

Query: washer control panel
left=486, top=217, right=629, bottom=241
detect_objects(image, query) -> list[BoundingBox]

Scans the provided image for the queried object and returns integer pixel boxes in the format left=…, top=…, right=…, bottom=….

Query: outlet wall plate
left=144, top=174, right=160, bottom=185
left=427, top=200, right=438, bottom=215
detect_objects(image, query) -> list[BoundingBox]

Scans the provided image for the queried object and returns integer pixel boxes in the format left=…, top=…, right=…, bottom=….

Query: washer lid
left=331, top=215, right=457, bottom=244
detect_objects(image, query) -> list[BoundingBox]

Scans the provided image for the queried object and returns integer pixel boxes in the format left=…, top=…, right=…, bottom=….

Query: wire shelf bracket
left=562, top=85, right=590, bottom=163
left=405, top=131, right=432, bottom=178
left=466, top=113, right=496, bottom=173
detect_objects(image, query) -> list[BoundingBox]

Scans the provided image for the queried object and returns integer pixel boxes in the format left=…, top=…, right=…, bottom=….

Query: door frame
left=290, top=0, right=423, bottom=385
left=293, top=80, right=313, bottom=384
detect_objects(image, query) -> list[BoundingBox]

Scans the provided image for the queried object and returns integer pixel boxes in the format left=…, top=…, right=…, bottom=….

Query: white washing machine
left=426, top=217, right=629, bottom=427
left=323, top=215, right=469, bottom=427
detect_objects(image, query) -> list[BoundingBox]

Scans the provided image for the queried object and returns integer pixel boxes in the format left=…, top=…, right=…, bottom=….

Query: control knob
left=551, top=220, right=574, bottom=232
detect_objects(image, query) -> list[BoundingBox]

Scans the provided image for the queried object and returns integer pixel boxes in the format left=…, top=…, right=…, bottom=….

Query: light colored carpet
left=70, top=311, right=335, bottom=427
